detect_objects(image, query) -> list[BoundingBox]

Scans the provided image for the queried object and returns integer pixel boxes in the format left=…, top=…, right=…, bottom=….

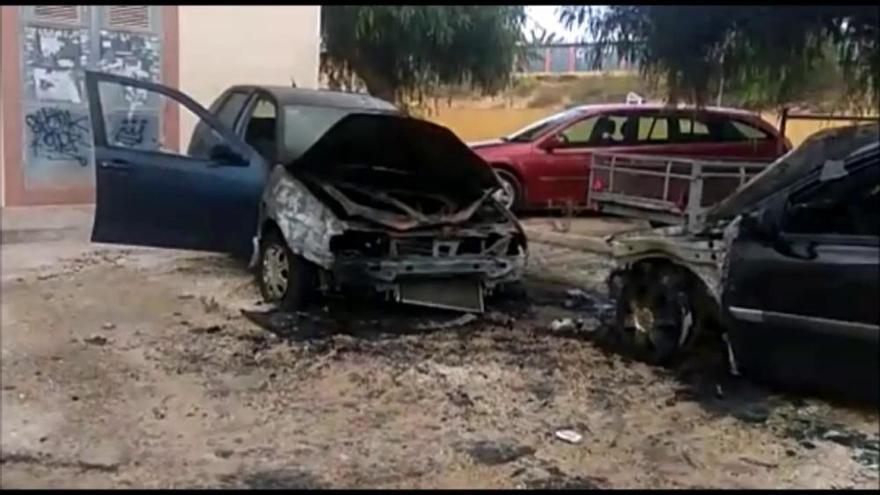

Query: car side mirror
left=540, top=135, right=564, bottom=152
left=745, top=197, right=784, bottom=242
left=209, top=144, right=245, bottom=165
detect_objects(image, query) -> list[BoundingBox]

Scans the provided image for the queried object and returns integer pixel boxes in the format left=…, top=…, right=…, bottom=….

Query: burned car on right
left=605, top=123, right=879, bottom=401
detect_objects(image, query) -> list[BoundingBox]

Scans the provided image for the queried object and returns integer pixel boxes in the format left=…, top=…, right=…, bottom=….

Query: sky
left=524, top=5, right=580, bottom=42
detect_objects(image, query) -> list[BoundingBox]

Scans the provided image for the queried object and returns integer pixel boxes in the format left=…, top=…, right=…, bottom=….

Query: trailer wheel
left=613, top=264, right=696, bottom=365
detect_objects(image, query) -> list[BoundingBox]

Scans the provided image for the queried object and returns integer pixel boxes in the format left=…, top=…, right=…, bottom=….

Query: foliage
left=559, top=6, right=879, bottom=111
left=321, top=6, right=526, bottom=110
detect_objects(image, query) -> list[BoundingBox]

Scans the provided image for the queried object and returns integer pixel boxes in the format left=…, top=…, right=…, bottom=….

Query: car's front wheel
left=613, top=265, right=695, bottom=365
left=492, top=170, right=523, bottom=212
left=258, top=228, right=316, bottom=311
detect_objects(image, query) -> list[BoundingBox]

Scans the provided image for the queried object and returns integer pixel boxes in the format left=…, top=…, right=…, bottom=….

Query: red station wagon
left=469, top=104, right=792, bottom=211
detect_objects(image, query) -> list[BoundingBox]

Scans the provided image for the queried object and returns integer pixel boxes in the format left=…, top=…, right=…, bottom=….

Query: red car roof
left=568, top=103, right=762, bottom=119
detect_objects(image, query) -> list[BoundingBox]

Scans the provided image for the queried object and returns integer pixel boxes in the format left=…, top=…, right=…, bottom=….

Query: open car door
left=84, top=71, right=267, bottom=256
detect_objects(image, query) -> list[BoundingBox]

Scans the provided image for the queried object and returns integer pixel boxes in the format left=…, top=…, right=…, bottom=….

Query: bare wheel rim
left=262, top=243, right=290, bottom=301
left=623, top=283, right=682, bottom=355
left=493, top=176, right=516, bottom=209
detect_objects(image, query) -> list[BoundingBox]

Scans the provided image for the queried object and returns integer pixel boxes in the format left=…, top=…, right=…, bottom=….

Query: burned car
left=605, top=123, right=879, bottom=400
left=84, top=72, right=527, bottom=313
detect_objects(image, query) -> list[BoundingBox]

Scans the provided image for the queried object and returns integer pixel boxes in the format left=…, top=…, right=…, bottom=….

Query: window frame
left=779, top=155, right=880, bottom=246
left=239, top=92, right=281, bottom=164
left=213, top=90, right=253, bottom=133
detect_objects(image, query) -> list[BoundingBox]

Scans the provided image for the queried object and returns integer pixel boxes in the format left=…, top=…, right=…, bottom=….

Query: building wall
left=519, top=43, right=635, bottom=75
left=1, top=5, right=321, bottom=207
left=177, top=5, right=320, bottom=149
left=1, top=5, right=177, bottom=206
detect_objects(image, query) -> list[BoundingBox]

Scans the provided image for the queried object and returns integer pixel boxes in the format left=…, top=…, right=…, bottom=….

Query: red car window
left=559, top=116, right=599, bottom=145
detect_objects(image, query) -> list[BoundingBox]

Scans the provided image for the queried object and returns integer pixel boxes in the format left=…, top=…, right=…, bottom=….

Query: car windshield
left=505, top=109, right=581, bottom=142
left=282, top=105, right=354, bottom=160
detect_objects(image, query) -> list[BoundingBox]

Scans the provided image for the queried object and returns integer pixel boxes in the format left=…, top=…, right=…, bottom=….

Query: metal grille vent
left=106, top=6, right=151, bottom=31
left=33, top=5, right=82, bottom=24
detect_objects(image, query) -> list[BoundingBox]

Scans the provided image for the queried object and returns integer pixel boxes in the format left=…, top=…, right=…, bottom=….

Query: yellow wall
left=424, top=105, right=869, bottom=148
left=178, top=6, right=321, bottom=148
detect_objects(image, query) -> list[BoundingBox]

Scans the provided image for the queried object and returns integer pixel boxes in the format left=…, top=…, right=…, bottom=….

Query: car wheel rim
left=493, top=177, right=516, bottom=209
left=629, top=299, right=656, bottom=347
left=262, top=244, right=289, bottom=301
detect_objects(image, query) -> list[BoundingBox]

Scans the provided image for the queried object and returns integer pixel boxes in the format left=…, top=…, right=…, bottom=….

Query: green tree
left=559, top=6, right=879, bottom=110
left=320, top=6, right=526, bottom=109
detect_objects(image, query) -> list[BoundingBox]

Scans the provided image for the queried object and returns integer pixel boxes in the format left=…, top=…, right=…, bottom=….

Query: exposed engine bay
left=258, top=113, right=528, bottom=313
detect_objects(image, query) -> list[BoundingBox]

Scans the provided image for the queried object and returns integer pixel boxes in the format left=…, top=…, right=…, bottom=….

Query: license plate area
left=397, top=278, right=484, bottom=313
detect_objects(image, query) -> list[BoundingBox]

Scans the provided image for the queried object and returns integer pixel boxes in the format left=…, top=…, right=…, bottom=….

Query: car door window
left=189, top=91, right=249, bottom=158
left=637, top=115, right=670, bottom=143
left=241, top=98, right=278, bottom=163
left=215, top=92, right=249, bottom=129
left=720, top=119, right=770, bottom=142
left=782, top=158, right=880, bottom=238
left=558, top=116, right=598, bottom=146
left=95, top=78, right=240, bottom=162
left=577, top=114, right=635, bottom=146
left=675, top=116, right=715, bottom=143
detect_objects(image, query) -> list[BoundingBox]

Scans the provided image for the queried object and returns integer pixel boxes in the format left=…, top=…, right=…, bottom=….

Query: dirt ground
left=1, top=241, right=878, bottom=488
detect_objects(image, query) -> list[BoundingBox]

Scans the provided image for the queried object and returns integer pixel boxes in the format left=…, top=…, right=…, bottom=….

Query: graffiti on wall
left=113, top=116, right=149, bottom=147
left=24, top=107, right=91, bottom=166
left=22, top=26, right=90, bottom=104
left=99, top=31, right=161, bottom=110
left=22, top=26, right=93, bottom=170
left=97, top=30, right=163, bottom=151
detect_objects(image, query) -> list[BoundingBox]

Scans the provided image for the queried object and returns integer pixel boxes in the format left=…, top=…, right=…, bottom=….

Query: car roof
left=228, top=85, right=398, bottom=111
left=568, top=103, right=761, bottom=119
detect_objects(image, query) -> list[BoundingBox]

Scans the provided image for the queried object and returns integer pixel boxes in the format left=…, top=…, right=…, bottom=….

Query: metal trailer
left=587, top=152, right=767, bottom=232
left=586, top=110, right=879, bottom=232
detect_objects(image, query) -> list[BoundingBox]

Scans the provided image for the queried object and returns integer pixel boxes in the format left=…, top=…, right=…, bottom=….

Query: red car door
left=525, top=115, right=602, bottom=207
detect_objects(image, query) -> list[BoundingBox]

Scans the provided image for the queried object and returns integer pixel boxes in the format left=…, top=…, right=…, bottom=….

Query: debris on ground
left=780, top=416, right=880, bottom=470
left=733, top=404, right=771, bottom=424
left=554, top=429, right=583, bottom=444
left=464, top=439, right=536, bottom=466
left=189, top=325, right=223, bottom=335
left=415, top=313, right=477, bottom=330
left=550, top=318, right=577, bottom=332
left=101, top=322, right=116, bottom=330
left=83, top=335, right=109, bottom=346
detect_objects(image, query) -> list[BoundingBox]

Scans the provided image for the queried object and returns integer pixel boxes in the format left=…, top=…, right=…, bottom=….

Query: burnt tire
left=257, top=228, right=316, bottom=311
left=493, top=169, right=524, bottom=212
left=613, top=265, right=696, bottom=366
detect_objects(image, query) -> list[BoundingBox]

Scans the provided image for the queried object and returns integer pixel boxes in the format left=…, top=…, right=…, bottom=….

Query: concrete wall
left=177, top=6, right=321, bottom=148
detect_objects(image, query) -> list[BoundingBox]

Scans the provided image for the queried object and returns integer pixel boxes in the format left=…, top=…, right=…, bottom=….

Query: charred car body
left=605, top=123, right=879, bottom=401
left=84, top=72, right=527, bottom=313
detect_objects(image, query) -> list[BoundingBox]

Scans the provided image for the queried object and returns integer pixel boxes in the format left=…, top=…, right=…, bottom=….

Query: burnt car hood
left=287, top=113, right=501, bottom=202
left=707, top=123, right=879, bottom=223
